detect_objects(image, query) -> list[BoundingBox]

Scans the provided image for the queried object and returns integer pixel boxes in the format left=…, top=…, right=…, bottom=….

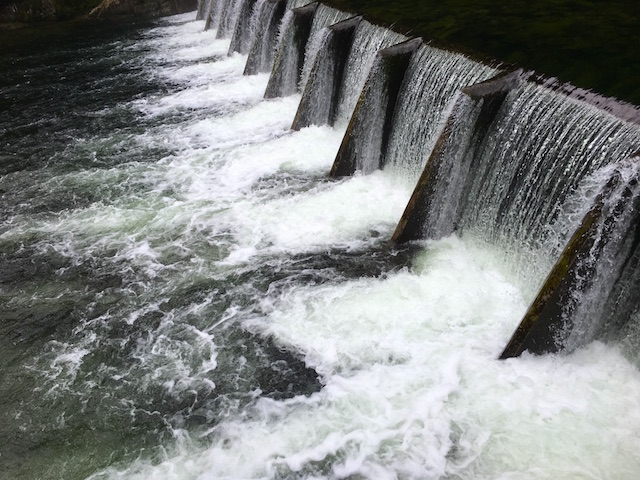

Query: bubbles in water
left=2, top=7, right=640, bottom=480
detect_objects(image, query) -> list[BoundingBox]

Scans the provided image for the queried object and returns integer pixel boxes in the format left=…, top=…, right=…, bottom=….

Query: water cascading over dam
left=243, top=0, right=288, bottom=74
left=201, top=0, right=640, bottom=360
left=2, top=0, right=640, bottom=477
left=391, top=73, right=640, bottom=358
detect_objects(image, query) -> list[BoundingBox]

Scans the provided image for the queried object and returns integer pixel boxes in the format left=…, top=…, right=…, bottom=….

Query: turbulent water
left=1, top=12, right=640, bottom=480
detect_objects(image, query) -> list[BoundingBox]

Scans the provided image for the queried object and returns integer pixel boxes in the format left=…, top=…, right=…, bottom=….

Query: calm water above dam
left=1, top=10, right=640, bottom=479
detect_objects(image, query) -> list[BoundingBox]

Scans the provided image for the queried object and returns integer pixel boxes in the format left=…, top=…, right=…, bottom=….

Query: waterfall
left=453, top=82, right=640, bottom=250
left=383, top=44, right=498, bottom=182
left=333, top=21, right=407, bottom=124
left=215, top=0, right=640, bottom=359
left=204, top=0, right=227, bottom=31
left=500, top=156, right=640, bottom=357
left=244, top=0, right=288, bottom=75
left=597, top=187, right=640, bottom=357
left=394, top=78, right=640, bottom=249
left=392, top=69, right=525, bottom=243
left=215, top=0, right=244, bottom=38
left=203, top=0, right=221, bottom=31
left=392, top=70, right=640, bottom=356
left=291, top=16, right=361, bottom=130
left=228, top=0, right=260, bottom=53
left=292, top=19, right=406, bottom=130
left=196, top=0, right=209, bottom=20
left=263, top=3, right=350, bottom=99
left=298, top=4, right=353, bottom=92
left=195, top=0, right=640, bottom=361
left=331, top=38, right=422, bottom=177
left=264, top=2, right=317, bottom=98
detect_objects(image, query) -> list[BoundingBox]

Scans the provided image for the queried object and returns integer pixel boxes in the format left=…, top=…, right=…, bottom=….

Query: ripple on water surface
left=0, top=10, right=639, bottom=480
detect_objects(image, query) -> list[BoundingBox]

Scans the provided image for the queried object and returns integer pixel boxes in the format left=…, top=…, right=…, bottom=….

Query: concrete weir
left=196, top=0, right=640, bottom=362
left=501, top=154, right=640, bottom=358
left=291, top=15, right=362, bottom=130
left=264, top=2, right=318, bottom=98
left=392, top=69, right=525, bottom=243
left=330, top=38, right=422, bottom=177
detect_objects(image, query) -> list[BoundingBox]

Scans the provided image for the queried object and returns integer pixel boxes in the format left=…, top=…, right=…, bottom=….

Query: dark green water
left=326, top=0, right=640, bottom=106
left=0, top=19, right=189, bottom=479
left=1, top=5, right=640, bottom=480
left=0, top=15, right=328, bottom=478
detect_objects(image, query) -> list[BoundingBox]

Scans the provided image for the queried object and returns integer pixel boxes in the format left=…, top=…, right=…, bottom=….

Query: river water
left=1, top=12, right=640, bottom=480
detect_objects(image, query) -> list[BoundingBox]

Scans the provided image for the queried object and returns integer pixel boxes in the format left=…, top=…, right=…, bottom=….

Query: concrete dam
left=199, top=0, right=640, bottom=361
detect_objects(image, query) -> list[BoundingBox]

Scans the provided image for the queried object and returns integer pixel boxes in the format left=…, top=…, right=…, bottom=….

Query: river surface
left=1, top=12, right=640, bottom=480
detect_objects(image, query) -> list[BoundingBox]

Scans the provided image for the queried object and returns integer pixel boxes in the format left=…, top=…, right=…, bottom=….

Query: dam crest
left=197, top=0, right=640, bottom=361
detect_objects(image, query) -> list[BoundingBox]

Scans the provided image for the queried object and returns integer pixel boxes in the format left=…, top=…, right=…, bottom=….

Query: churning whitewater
left=1, top=10, right=640, bottom=480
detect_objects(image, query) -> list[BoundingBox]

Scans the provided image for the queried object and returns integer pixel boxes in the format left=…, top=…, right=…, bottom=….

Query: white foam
left=93, top=238, right=640, bottom=480
left=180, top=94, right=302, bottom=149
left=222, top=169, right=414, bottom=261
left=134, top=61, right=268, bottom=117
left=11, top=10, right=640, bottom=480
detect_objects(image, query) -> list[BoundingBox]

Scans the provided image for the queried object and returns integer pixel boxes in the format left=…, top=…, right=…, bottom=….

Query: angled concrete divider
left=595, top=161, right=640, bottom=352
left=392, top=69, right=525, bottom=243
left=228, top=0, right=259, bottom=54
left=291, top=15, right=362, bottom=130
left=265, top=2, right=318, bottom=97
left=244, top=0, right=288, bottom=75
left=203, top=0, right=217, bottom=29
left=501, top=153, right=640, bottom=358
left=216, top=0, right=241, bottom=37
left=196, top=0, right=208, bottom=19
left=330, top=38, right=422, bottom=177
